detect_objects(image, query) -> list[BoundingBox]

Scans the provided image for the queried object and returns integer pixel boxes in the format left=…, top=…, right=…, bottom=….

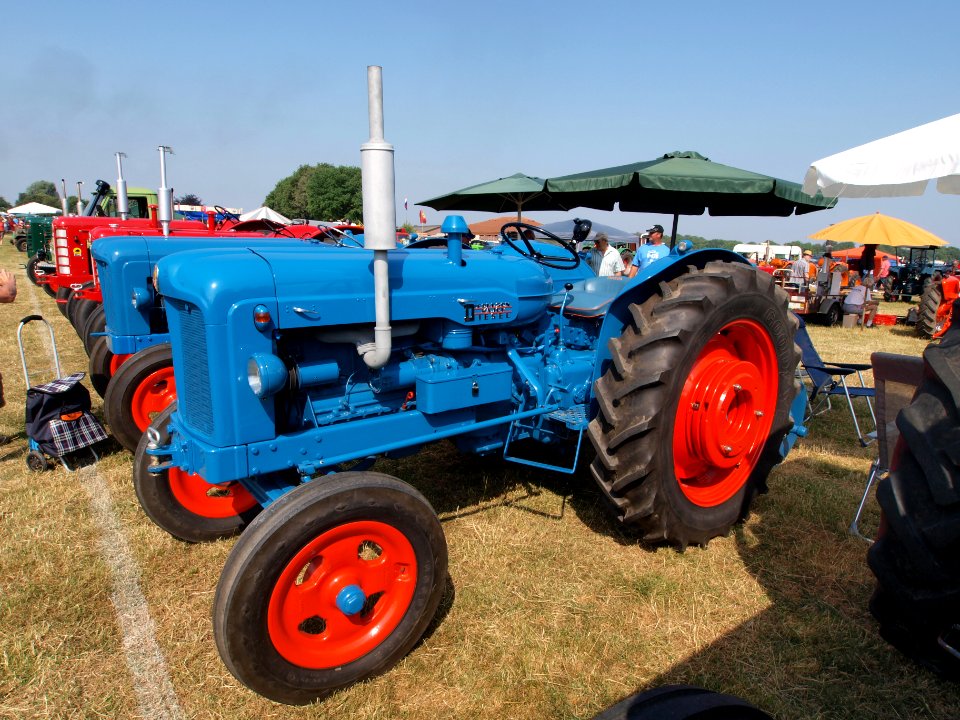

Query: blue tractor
left=133, top=68, right=805, bottom=704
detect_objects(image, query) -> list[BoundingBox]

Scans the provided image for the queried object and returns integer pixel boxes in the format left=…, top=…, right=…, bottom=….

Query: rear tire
left=917, top=283, right=941, bottom=339
left=593, top=684, right=773, bottom=720
left=867, top=317, right=960, bottom=681
left=104, top=343, right=176, bottom=453
left=588, top=261, right=799, bottom=547
left=133, top=403, right=260, bottom=542
left=16, top=237, right=27, bottom=252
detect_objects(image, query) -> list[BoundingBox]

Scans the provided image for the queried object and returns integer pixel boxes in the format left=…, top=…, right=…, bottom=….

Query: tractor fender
left=590, top=248, right=752, bottom=392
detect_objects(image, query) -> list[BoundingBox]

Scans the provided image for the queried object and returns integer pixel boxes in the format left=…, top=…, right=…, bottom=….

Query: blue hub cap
left=335, top=584, right=367, bottom=616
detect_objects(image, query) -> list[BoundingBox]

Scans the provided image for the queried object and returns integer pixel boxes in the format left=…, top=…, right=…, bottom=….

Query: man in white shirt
left=589, top=233, right=624, bottom=277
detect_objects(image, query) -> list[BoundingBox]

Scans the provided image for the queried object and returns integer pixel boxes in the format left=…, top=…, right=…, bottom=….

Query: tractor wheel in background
left=15, top=237, right=27, bottom=252
left=213, top=471, right=448, bottom=705
left=917, top=283, right=941, bottom=339
left=592, top=684, right=774, bottom=720
left=26, top=257, right=57, bottom=297
left=81, top=303, right=106, bottom=356
left=867, top=316, right=960, bottom=682
left=72, top=299, right=100, bottom=344
left=133, top=403, right=260, bottom=542
left=588, top=261, right=799, bottom=548
left=25, top=256, right=42, bottom=286
left=55, top=286, right=72, bottom=317
left=103, top=343, right=176, bottom=453
left=65, top=282, right=95, bottom=330
left=826, top=302, right=842, bottom=327
left=89, top=336, right=131, bottom=399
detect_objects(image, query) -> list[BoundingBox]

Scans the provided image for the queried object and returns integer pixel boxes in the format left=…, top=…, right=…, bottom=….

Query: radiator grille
left=167, top=299, right=214, bottom=436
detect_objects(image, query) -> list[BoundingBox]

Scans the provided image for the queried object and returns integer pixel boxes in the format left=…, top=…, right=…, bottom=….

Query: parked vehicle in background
left=883, top=246, right=939, bottom=301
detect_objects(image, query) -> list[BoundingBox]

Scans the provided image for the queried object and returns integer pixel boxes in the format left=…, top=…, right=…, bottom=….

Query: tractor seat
left=550, top=277, right=621, bottom=318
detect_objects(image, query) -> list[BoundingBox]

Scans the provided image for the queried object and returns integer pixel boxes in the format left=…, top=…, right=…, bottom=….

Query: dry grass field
left=1, top=237, right=957, bottom=719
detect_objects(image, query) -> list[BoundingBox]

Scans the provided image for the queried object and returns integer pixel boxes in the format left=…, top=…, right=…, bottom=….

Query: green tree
left=16, top=181, right=60, bottom=208
left=0, top=196, right=10, bottom=211
left=265, top=164, right=363, bottom=222
left=176, top=193, right=203, bottom=206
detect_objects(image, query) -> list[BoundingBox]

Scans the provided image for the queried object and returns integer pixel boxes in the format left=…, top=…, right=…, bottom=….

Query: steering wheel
left=214, top=205, right=241, bottom=228
left=498, top=222, right=580, bottom=270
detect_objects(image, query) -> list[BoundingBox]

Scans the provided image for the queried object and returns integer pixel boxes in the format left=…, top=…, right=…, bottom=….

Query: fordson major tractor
left=133, top=67, right=805, bottom=704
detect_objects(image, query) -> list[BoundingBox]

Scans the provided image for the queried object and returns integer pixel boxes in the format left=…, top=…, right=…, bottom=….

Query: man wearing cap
left=625, top=224, right=669, bottom=278
left=790, top=250, right=815, bottom=285
left=588, top=233, right=624, bottom=277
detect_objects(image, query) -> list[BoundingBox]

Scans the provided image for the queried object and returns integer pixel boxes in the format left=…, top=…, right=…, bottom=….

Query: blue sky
left=3, top=1, right=957, bottom=245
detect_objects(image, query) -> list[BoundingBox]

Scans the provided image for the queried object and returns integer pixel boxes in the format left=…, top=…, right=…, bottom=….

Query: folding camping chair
left=795, top=315, right=876, bottom=446
left=849, top=352, right=925, bottom=542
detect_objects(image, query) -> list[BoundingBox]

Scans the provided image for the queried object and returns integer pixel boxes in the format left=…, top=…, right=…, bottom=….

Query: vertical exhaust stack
left=115, top=152, right=129, bottom=220
left=59, top=179, right=68, bottom=215
left=360, top=66, right=396, bottom=370
left=76, top=181, right=83, bottom=215
left=157, top=145, right=175, bottom=238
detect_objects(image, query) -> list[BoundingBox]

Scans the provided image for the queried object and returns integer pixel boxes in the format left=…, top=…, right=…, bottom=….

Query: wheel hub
left=268, top=520, right=417, bottom=669
left=673, top=319, right=778, bottom=507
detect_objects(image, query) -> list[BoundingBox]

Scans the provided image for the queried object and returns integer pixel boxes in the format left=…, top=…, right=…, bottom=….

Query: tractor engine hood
left=155, top=245, right=555, bottom=329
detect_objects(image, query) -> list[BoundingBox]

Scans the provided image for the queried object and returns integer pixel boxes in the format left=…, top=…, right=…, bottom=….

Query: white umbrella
left=7, top=201, right=62, bottom=215
left=238, top=206, right=291, bottom=224
left=803, top=113, right=960, bottom=198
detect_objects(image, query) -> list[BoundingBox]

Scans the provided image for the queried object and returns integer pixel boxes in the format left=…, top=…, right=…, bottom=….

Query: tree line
left=3, top=170, right=958, bottom=265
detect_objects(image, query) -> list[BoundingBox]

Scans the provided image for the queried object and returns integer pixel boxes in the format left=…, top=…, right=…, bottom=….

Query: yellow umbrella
left=809, top=211, right=946, bottom=247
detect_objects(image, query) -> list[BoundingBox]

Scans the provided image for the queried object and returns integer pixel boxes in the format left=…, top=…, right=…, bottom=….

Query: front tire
left=133, top=404, right=260, bottom=542
left=589, top=261, right=799, bottom=547
left=213, top=472, right=448, bottom=705
left=104, top=343, right=176, bottom=453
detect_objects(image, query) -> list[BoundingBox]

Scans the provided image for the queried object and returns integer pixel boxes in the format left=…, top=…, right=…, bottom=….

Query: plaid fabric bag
left=25, top=372, right=107, bottom=457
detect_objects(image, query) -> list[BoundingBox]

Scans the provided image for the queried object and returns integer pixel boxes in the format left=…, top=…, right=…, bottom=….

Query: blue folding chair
left=795, top=315, right=876, bottom=447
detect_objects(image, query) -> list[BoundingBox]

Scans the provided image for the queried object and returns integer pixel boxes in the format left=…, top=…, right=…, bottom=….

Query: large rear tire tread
left=917, top=283, right=941, bottom=339
left=213, top=472, right=448, bottom=705
left=868, top=317, right=960, bottom=683
left=588, top=261, right=799, bottom=548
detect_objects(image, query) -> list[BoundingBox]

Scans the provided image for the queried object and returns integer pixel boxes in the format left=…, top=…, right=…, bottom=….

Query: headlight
left=247, top=354, right=288, bottom=398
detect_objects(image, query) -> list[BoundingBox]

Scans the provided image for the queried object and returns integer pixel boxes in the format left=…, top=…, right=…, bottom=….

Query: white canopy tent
left=238, top=206, right=291, bottom=224
left=803, top=113, right=960, bottom=198
left=7, top=201, right=62, bottom=215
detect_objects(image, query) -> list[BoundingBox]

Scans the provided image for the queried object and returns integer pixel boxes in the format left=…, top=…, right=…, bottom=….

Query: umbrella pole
left=670, top=213, right=679, bottom=248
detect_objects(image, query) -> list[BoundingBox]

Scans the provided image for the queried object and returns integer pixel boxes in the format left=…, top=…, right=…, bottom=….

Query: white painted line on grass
left=79, top=467, right=185, bottom=720
left=23, top=274, right=184, bottom=718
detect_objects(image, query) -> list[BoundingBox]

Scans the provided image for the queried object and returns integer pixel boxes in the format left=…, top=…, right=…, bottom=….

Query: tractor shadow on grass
left=596, top=457, right=960, bottom=720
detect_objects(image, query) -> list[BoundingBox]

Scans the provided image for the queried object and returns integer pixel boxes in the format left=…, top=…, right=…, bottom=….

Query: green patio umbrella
left=417, top=172, right=571, bottom=221
left=545, top=151, right=836, bottom=243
